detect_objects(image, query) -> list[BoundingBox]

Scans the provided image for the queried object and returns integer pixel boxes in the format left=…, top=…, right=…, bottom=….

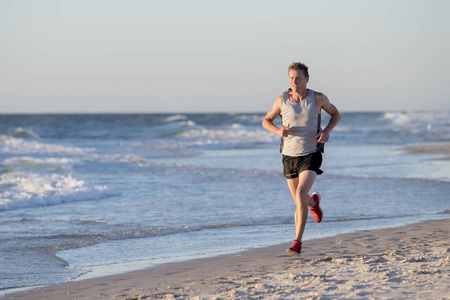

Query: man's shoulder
left=313, top=90, right=324, bottom=97
left=314, top=91, right=329, bottom=102
left=275, top=94, right=283, bottom=103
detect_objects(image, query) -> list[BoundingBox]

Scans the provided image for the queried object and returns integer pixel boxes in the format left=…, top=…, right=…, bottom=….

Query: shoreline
left=5, top=218, right=449, bottom=300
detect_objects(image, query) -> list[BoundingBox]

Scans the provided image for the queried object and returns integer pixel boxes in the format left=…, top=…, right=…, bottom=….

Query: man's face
left=289, top=70, right=309, bottom=91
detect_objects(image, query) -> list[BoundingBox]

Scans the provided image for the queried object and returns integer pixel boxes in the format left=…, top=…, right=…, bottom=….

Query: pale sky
left=1, top=0, right=449, bottom=113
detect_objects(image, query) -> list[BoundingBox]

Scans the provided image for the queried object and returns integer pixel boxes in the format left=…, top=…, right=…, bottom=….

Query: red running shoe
left=309, top=192, right=323, bottom=223
left=286, top=240, right=302, bottom=257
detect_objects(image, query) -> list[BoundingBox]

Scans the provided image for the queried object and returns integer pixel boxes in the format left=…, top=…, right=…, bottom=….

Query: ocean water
left=1, top=111, right=449, bottom=293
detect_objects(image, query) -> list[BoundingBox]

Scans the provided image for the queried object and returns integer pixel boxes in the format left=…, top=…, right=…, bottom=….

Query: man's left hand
left=315, top=130, right=330, bottom=143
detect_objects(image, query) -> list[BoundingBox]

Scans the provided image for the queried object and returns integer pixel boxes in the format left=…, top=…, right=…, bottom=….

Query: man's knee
left=296, top=189, right=310, bottom=205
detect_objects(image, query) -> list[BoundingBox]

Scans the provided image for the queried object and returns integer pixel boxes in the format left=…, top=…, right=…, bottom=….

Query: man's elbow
left=331, top=107, right=341, bottom=121
left=333, top=111, right=341, bottom=121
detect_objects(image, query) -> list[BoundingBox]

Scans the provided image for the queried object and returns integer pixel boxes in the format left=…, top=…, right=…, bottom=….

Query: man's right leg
left=286, top=171, right=317, bottom=257
left=292, top=170, right=317, bottom=241
left=286, top=177, right=300, bottom=236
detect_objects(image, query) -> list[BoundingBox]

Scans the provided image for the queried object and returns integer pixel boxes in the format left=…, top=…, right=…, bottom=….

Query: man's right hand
left=280, top=124, right=291, bottom=138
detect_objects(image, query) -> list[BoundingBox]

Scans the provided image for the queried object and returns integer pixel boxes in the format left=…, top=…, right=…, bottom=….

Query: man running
left=262, top=62, right=341, bottom=257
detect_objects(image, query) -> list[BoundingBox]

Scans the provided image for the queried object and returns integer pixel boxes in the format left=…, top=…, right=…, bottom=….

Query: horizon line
left=1, top=109, right=449, bottom=115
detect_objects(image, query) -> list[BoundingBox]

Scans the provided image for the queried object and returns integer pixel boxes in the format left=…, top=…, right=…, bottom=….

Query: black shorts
left=282, top=152, right=323, bottom=179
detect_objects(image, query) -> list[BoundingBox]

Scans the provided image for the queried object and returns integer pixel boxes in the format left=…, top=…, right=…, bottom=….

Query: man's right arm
left=262, top=96, right=290, bottom=138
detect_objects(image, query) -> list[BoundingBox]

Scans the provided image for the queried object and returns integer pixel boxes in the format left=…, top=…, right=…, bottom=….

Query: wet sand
left=5, top=218, right=449, bottom=300
left=402, top=143, right=450, bottom=160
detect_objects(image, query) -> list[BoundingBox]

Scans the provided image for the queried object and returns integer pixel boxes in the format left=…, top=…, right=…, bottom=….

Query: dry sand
left=5, top=218, right=449, bottom=300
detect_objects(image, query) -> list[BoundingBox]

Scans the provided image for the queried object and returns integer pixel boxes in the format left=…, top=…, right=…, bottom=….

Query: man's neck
left=290, top=89, right=309, bottom=101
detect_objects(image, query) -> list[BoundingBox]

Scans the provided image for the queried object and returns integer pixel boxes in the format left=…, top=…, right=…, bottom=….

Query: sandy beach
left=5, top=218, right=449, bottom=300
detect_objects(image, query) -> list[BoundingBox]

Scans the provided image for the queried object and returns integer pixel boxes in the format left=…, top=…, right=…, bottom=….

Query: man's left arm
left=316, top=93, right=341, bottom=143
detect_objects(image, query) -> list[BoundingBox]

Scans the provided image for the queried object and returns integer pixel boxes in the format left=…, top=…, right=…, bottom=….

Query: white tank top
left=280, top=89, right=323, bottom=156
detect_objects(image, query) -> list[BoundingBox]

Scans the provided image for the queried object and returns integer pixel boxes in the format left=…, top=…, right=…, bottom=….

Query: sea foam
left=2, top=157, right=78, bottom=172
left=0, top=172, right=115, bottom=211
left=175, top=127, right=277, bottom=146
left=0, top=136, right=94, bottom=155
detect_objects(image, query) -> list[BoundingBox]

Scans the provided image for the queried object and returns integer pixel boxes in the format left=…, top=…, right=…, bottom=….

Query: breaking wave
left=0, top=172, right=117, bottom=211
